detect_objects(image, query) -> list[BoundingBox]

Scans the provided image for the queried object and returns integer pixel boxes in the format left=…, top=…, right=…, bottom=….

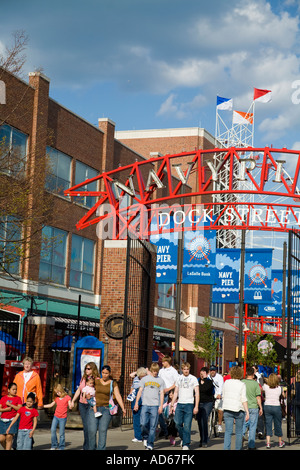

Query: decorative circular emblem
left=248, top=264, right=268, bottom=286
left=104, top=314, right=133, bottom=339
left=187, top=235, right=211, bottom=262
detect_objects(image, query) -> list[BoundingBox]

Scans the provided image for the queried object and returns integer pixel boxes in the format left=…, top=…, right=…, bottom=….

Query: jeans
left=88, top=406, right=112, bottom=450
left=197, top=401, right=213, bottom=445
left=17, top=429, right=32, bottom=450
left=223, top=409, right=245, bottom=450
left=78, top=402, right=95, bottom=450
left=140, top=405, right=159, bottom=448
left=174, top=403, right=194, bottom=447
left=264, top=405, right=283, bottom=437
left=243, top=408, right=259, bottom=449
left=158, top=393, right=169, bottom=436
left=51, top=416, right=67, bottom=450
left=131, top=399, right=142, bottom=440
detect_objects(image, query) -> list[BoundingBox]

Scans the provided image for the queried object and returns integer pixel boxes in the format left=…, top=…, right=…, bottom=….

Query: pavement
left=3, top=413, right=299, bottom=454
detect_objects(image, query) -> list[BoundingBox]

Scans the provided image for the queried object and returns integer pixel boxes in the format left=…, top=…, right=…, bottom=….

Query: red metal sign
left=65, top=147, right=300, bottom=239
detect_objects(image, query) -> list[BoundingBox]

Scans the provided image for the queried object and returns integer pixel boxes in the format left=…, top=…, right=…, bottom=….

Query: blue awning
left=0, top=331, right=26, bottom=354
left=51, top=335, right=74, bottom=352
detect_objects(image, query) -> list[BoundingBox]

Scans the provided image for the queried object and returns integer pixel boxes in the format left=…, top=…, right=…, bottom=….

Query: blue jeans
left=197, top=401, right=214, bottom=445
left=51, top=416, right=67, bottom=450
left=88, top=406, right=112, bottom=450
left=140, top=405, right=159, bottom=448
left=79, top=402, right=95, bottom=450
left=223, top=409, right=245, bottom=450
left=131, top=399, right=142, bottom=440
left=17, top=429, right=32, bottom=450
left=158, top=393, right=169, bottom=436
left=243, top=408, right=259, bottom=449
left=174, top=403, right=194, bottom=447
left=264, top=405, right=283, bottom=437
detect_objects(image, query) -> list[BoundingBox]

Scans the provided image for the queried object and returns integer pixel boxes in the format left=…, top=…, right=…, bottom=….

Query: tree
left=0, top=30, right=29, bottom=78
left=245, top=335, right=278, bottom=368
left=193, top=316, right=220, bottom=365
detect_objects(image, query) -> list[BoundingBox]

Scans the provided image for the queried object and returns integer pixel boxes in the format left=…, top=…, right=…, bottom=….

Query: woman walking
left=263, top=373, right=285, bottom=449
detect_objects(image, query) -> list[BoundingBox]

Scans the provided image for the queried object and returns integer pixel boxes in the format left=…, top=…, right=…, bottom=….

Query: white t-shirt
left=158, top=366, right=179, bottom=389
left=175, top=374, right=199, bottom=404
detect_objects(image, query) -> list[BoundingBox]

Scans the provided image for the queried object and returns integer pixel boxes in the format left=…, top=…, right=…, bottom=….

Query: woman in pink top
left=263, top=373, right=285, bottom=449
left=44, top=384, right=71, bottom=450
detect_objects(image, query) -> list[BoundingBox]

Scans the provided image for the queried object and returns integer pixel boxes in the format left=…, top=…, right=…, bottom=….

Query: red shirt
left=18, top=406, right=39, bottom=430
left=54, top=395, right=71, bottom=419
left=0, top=395, right=22, bottom=420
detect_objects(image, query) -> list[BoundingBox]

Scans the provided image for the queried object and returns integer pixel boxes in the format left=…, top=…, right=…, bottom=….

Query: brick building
left=0, top=68, right=237, bottom=403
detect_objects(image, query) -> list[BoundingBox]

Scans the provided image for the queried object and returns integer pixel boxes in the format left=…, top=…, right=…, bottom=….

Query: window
left=39, top=226, right=67, bottom=285
left=74, top=161, right=98, bottom=208
left=45, top=147, right=72, bottom=197
left=210, top=302, right=224, bottom=320
left=0, top=124, right=27, bottom=176
left=0, top=216, right=22, bottom=275
left=70, top=234, right=94, bottom=291
left=157, top=284, right=176, bottom=310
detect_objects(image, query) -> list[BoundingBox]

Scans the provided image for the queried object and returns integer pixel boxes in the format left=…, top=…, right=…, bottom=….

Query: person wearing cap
left=209, top=365, right=224, bottom=433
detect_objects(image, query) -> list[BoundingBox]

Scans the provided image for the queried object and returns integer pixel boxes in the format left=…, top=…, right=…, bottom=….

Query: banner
left=244, top=249, right=273, bottom=304
left=150, top=217, right=178, bottom=284
left=182, top=230, right=216, bottom=285
left=258, top=269, right=285, bottom=316
left=212, top=249, right=241, bottom=303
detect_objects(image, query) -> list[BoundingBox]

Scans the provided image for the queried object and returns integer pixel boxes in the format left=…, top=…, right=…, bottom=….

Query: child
left=163, top=390, right=178, bottom=445
left=0, top=382, right=22, bottom=450
left=82, top=377, right=102, bottom=418
left=134, top=362, right=165, bottom=451
left=44, top=384, right=72, bottom=450
left=6, top=392, right=39, bottom=450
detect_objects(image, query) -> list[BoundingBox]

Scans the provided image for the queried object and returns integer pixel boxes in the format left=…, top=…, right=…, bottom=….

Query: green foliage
left=193, top=317, right=220, bottom=364
left=245, top=335, right=278, bottom=368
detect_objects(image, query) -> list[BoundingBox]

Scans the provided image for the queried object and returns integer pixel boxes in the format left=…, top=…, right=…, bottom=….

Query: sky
left=1, top=0, right=300, bottom=152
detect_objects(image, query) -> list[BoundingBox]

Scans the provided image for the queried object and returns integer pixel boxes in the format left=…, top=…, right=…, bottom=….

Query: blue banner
left=150, top=217, right=178, bottom=284
left=244, top=249, right=273, bottom=304
left=258, top=269, right=285, bottom=316
left=182, top=230, right=216, bottom=285
left=212, top=249, right=241, bottom=303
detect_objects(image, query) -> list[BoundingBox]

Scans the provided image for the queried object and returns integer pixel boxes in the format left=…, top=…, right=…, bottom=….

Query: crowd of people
left=0, top=355, right=289, bottom=451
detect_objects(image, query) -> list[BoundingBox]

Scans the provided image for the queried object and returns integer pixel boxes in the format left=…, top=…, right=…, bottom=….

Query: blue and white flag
left=216, top=96, right=233, bottom=111
left=212, top=249, right=241, bottom=303
left=182, top=230, right=216, bottom=285
left=244, top=249, right=273, bottom=304
left=150, top=216, right=178, bottom=284
left=258, top=269, right=285, bottom=316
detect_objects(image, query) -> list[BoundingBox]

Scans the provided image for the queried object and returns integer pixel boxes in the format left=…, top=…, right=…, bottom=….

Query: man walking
left=209, top=365, right=224, bottom=432
left=242, top=366, right=263, bottom=450
left=134, top=362, right=165, bottom=450
left=158, top=355, right=179, bottom=438
left=170, top=362, right=199, bottom=450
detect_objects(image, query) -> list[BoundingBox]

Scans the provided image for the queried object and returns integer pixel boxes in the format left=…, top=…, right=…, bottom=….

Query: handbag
left=109, top=381, right=118, bottom=415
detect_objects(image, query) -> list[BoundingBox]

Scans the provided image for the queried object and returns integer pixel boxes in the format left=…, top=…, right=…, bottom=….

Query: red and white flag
left=253, top=88, right=272, bottom=103
left=233, top=110, right=253, bottom=125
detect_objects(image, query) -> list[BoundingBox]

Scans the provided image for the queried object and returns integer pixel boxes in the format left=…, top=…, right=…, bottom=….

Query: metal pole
left=282, top=241, right=287, bottom=337
left=120, top=235, right=131, bottom=397
left=76, top=295, right=81, bottom=340
left=286, top=231, right=292, bottom=440
left=175, top=232, right=183, bottom=366
left=238, top=230, right=246, bottom=364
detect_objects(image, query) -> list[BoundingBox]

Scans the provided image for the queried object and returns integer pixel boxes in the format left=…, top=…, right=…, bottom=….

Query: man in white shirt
left=170, top=362, right=199, bottom=450
left=209, top=365, right=224, bottom=432
left=157, top=355, right=179, bottom=438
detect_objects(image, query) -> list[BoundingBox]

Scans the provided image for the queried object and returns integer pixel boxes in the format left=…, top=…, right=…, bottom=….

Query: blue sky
left=2, top=0, right=300, bottom=150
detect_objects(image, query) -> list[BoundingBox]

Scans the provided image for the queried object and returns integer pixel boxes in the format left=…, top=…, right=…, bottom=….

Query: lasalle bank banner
left=181, top=229, right=217, bottom=285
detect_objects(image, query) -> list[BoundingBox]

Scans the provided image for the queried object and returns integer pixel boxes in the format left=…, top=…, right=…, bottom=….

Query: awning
left=51, top=335, right=74, bottom=352
left=179, top=336, right=195, bottom=352
left=0, top=331, right=26, bottom=354
left=153, top=325, right=175, bottom=339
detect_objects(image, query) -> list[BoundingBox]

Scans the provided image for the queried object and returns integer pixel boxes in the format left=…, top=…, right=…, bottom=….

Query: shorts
left=0, top=418, right=19, bottom=435
left=214, top=398, right=223, bottom=410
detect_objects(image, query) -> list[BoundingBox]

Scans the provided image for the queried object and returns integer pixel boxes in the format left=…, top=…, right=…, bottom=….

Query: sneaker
left=266, top=443, right=271, bottom=449
left=170, top=437, right=176, bottom=445
left=182, top=445, right=189, bottom=450
left=146, top=445, right=153, bottom=450
left=279, top=441, right=285, bottom=448
left=217, top=425, right=222, bottom=433
left=132, top=438, right=142, bottom=443
left=95, top=412, right=102, bottom=418
left=143, top=439, right=148, bottom=448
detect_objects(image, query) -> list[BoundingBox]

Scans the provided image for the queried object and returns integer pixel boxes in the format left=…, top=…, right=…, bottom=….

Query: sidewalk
left=11, top=416, right=300, bottom=452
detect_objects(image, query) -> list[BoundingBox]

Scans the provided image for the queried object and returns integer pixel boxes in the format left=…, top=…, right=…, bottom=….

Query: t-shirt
left=139, top=375, right=165, bottom=406
left=0, top=395, right=22, bottom=420
left=18, top=406, right=39, bottom=430
left=263, top=384, right=281, bottom=406
left=242, top=379, right=261, bottom=409
left=54, top=395, right=71, bottom=419
left=158, top=366, right=179, bottom=389
left=175, top=374, right=199, bottom=404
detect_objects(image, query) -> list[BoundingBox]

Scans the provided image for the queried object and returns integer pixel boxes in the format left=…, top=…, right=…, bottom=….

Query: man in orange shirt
left=14, top=357, right=44, bottom=408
